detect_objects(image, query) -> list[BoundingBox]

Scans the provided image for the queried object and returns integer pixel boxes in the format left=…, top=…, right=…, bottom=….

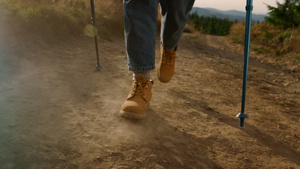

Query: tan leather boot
left=120, top=75, right=153, bottom=119
left=157, top=45, right=177, bottom=83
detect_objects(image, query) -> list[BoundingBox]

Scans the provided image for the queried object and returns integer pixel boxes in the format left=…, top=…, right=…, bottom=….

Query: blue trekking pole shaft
left=90, top=0, right=102, bottom=70
left=237, top=0, right=252, bottom=127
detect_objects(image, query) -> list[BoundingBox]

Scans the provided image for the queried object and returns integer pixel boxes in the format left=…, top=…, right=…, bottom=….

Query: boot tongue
left=135, top=75, right=147, bottom=83
left=135, top=75, right=153, bottom=85
left=127, top=75, right=147, bottom=99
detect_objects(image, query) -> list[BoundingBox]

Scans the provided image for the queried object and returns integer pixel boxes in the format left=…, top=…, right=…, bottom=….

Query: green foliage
left=263, top=27, right=295, bottom=53
left=252, top=47, right=269, bottom=53
left=17, top=7, right=40, bottom=19
left=1, top=0, right=124, bottom=40
left=232, top=37, right=242, bottom=44
left=1, top=0, right=90, bottom=24
left=188, top=12, right=234, bottom=36
left=265, top=0, right=300, bottom=30
left=0, top=0, right=85, bottom=40
left=230, top=21, right=300, bottom=57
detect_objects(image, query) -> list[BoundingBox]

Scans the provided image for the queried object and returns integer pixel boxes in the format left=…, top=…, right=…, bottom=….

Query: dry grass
left=229, top=21, right=300, bottom=58
left=184, top=22, right=198, bottom=33
left=1, top=0, right=124, bottom=41
left=289, top=29, right=300, bottom=53
left=229, top=22, right=245, bottom=44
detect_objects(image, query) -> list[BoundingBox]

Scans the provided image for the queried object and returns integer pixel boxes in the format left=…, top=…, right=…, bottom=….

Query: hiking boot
left=157, top=45, right=177, bottom=83
left=120, top=75, right=153, bottom=119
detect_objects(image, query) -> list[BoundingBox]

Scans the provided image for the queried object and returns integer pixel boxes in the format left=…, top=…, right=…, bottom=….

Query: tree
left=188, top=12, right=234, bottom=36
left=265, top=0, right=300, bottom=30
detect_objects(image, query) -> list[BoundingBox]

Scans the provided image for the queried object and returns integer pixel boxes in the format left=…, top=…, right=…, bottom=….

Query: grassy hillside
left=2, top=0, right=298, bottom=65
left=230, top=22, right=300, bottom=62
left=0, top=0, right=124, bottom=41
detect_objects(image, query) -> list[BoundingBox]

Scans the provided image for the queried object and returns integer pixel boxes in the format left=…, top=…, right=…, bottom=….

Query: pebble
left=116, top=165, right=131, bottom=169
left=153, top=164, right=165, bottom=169
left=96, top=156, right=103, bottom=162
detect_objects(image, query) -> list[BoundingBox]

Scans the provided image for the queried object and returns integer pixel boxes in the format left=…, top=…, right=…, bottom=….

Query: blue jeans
left=123, top=0, right=195, bottom=71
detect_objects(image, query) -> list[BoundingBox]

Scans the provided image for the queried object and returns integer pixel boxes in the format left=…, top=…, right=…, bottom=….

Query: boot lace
left=130, top=78, right=151, bottom=97
left=162, top=49, right=176, bottom=65
left=132, top=81, right=146, bottom=95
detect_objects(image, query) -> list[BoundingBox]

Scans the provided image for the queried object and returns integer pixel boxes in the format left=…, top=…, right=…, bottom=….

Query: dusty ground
left=0, top=11, right=300, bottom=169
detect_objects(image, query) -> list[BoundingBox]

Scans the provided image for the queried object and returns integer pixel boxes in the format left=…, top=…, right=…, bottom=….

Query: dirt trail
left=0, top=12, right=300, bottom=169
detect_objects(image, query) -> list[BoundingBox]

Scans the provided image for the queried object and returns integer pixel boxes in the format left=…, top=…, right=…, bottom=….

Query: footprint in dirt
left=100, top=108, right=219, bottom=168
left=108, top=109, right=175, bottom=146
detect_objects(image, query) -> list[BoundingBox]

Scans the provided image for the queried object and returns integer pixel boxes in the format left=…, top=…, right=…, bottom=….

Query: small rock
left=96, top=157, right=103, bottom=162
left=116, top=165, right=131, bottom=169
left=110, top=152, right=124, bottom=157
left=283, top=82, right=290, bottom=87
left=162, top=142, right=174, bottom=148
left=148, top=154, right=158, bottom=160
left=152, top=164, right=165, bottom=169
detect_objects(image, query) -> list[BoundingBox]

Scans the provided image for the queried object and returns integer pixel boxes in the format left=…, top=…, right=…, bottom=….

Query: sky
left=194, top=0, right=285, bottom=14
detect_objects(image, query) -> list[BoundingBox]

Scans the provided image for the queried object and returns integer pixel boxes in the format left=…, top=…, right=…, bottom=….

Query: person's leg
left=133, top=71, right=151, bottom=80
left=160, top=0, right=195, bottom=49
left=121, top=0, right=159, bottom=119
left=123, top=0, right=159, bottom=72
left=157, top=0, right=195, bottom=83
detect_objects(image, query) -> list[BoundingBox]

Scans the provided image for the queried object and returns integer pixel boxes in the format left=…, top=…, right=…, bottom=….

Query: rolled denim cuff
left=129, top=66, right=155, bottom=72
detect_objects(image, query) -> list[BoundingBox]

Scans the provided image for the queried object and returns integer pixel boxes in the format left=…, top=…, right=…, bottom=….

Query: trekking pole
left=236, top=0, right=253, bottom=127
left=90, top=0, right=102, bottom=70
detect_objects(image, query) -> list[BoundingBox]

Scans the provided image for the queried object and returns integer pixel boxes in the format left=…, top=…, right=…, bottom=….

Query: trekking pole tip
left=236, top=113, right=248, bottom=128
left=96, top=65, right=102, bottom=70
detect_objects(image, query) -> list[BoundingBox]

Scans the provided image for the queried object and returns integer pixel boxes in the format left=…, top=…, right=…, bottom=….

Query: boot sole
left=119, top=111, right=146, bottom=120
